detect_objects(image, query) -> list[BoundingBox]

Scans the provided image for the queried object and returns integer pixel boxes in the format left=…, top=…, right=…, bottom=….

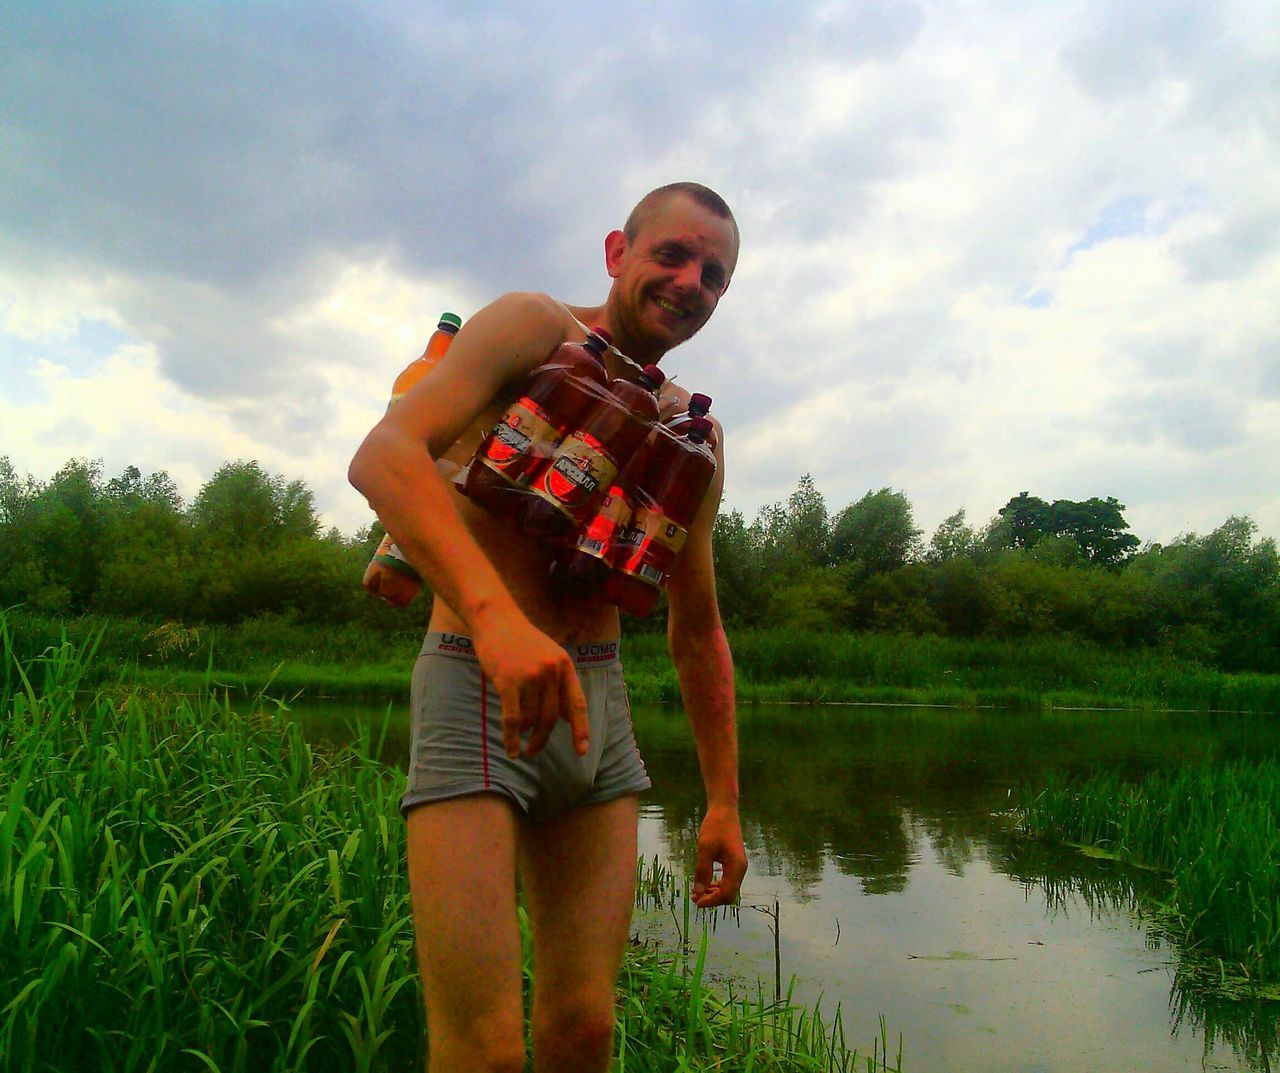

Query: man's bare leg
left=406, top=795, right=527, bottom=1073
left=517, top=794, right=640, bottom=1073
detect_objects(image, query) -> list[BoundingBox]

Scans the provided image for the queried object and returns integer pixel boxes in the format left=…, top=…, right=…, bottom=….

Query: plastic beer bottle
left=523, top=363, right=665, bottom=542
left=561, top=391, right=714, bottom=593
left=604, top=415, right=717, bottom=617
left=463, top=329, right=611, bottom=519
left=553, top=435, right=655, bottom=595
left=363, top=311, right=462, bottom=605
left=664, top=392, right=717, bottom=449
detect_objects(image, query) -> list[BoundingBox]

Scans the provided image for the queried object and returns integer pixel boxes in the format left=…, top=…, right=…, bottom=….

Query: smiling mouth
left=654, top=297, right=687, bottom=318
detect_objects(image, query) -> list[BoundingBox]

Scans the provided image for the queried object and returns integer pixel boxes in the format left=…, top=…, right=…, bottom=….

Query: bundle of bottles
left=365, top=313, right=718, bottom=617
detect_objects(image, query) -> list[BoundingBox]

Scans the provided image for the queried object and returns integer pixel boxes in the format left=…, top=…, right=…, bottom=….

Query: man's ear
left=604, top=229, right=628, bottom=278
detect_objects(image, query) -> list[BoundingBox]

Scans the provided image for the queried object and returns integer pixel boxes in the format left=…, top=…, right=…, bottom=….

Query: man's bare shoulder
left=480, top=292, right=582, bottom=339
left=441, top=292, right=583, bottom=385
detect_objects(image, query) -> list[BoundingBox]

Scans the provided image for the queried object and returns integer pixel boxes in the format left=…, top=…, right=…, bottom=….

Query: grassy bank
left=1018, top=762, right=1280, bottom=989
left=0, top=619, right=893, bottom=1072
left=9, top=608, right=1280, bottom=712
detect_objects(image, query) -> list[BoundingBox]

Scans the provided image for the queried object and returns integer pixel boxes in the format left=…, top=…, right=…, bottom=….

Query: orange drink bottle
left=364, top=311, right=461, bottom=602
left=522, top=363, right=664, bottom=542
left=604, top=415, right=716, bottom=617
left=463, top=329, right=610, bottom=519
left=388, top=311, right=462, bottom=408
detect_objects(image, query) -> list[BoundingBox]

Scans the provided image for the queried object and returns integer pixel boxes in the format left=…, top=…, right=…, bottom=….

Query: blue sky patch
left=1067, top=196, right=1151, bottom=258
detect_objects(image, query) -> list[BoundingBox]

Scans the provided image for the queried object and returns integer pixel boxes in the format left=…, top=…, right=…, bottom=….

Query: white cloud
left=2, top=0, right=1278, bottom=548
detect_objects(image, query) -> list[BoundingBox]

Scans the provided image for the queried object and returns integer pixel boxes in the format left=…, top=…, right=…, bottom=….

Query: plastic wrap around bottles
left=603, top=415, right=717, bottom=617
left=461, top=330, right=612, bottom=520
left=521, top=362, right=664, bottom=542
left=553, top=434, right=656, bottom=596
left=459, top=338, right=717, bottom=615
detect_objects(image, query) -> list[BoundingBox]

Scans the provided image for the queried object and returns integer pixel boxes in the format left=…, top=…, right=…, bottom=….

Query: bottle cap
left=640, top=364, right=665, bottom=389
left=689, top=392, right=712, bottom=415
left=689, top=416, right=712, bottom=443
left=438, top=312, right=463, bottom=332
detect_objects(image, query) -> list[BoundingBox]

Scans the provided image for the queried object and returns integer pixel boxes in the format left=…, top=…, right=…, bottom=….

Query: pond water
left=296, top=698, right=1280, bottom=1072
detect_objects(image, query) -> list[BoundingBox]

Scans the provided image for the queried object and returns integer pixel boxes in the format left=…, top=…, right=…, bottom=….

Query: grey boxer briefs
left=400, top=631, right=651, bottom=820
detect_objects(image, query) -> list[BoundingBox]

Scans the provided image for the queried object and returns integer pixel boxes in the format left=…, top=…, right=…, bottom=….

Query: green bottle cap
left=438, top=312, right=463, bottom=332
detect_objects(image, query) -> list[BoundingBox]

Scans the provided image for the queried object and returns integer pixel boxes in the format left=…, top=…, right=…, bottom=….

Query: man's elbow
left=348, top=424, right=395, bottom=501
left=348, top=435, right=377, bottom=498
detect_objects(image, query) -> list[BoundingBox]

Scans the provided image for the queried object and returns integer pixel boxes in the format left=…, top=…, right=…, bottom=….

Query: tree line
left=711, top=476, right=1279, bottom=673
left=2, top=457, right=1277, bottom=673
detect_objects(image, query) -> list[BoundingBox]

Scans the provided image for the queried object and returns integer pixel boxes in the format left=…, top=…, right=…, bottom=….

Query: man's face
left=606, top=194, right=739, bottom=357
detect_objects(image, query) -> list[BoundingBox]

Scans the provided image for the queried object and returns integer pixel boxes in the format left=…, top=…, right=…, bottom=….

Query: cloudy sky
left=3, top=1, right=1277, bottom=546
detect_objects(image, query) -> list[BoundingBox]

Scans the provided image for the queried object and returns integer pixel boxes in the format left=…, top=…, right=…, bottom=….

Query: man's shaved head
left=623, top=182, right=739, bottom=250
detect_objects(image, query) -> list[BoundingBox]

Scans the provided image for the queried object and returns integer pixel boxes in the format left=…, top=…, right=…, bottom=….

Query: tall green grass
left=1019, top=762, right=1280, bottom=985
left=0, top=615, right=897, bottom=1072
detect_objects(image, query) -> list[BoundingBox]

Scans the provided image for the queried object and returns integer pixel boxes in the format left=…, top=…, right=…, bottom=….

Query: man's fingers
left=499, top=683, right=524, bottom=759
left=716, top=850, right=748, bottom=904
left=524, top=672, right=560, bottom=756
left=692, top=840, right=716, bottom=901
left=562, top=662, right=590, bottom=757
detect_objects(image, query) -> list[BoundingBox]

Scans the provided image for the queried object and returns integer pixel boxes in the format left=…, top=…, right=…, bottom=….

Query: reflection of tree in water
left=991, top=832, right=1280, bottom=1072
left=637, top=701, right=1280, bottom=906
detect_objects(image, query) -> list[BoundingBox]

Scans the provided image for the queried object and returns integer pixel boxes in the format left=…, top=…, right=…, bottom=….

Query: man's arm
left=664, top=434, right=747, bottom=908
left=348, top=291, right=589, bottom=760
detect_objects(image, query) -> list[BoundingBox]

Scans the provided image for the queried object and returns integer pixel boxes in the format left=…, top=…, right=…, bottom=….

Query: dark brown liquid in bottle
left=522, top=364, right=663, bottom=542
left=463, top=333, right=609, bottom=519
left=604, top=418, right=716, bottom=617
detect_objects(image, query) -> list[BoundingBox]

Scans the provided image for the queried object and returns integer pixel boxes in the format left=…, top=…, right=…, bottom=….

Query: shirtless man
left=348, top=182, right=747, bottom=1073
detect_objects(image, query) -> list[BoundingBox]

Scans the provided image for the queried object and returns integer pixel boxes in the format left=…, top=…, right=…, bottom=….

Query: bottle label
left=479, top=398, right=562, bottom=484
left=376, top=543, right=423, bottom=582
left=615, top=507, right=689, bottom=589
left=573, top=486, right=633, bottom=561
left=536, top=430, right=619, bottom=517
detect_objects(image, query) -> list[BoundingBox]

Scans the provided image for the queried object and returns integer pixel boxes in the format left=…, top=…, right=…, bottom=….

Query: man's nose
left=671, top=261, right=702, bottom=293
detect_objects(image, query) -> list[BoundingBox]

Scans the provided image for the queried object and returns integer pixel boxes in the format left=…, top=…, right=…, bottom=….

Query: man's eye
left=703, top=268, right=725, bottom=291
left=654, top=248, right=680, bottom=264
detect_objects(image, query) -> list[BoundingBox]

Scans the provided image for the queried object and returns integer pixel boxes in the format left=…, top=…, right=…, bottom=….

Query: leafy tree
left=830, top=488, right=922, bottom=577
left=927, top=509, right=980, bottom=564
left=997, top=492, right=1138, bottom=567
left=189, top=461, right=319, bottom=552
left=785, top=474, right=830, bottom=567
left=1133, top=516, right=1280, bottom=671
left=997, top=493, right=1055, bottom=550
left=96, top=464, right=192, bottom=619
left=711, top=509, right=761, bottom=627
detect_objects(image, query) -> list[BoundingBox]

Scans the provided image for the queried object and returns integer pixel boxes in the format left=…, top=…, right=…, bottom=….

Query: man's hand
left=472, top=616, right=590, bottom=760
left=691, top=803, right=747, bottom=908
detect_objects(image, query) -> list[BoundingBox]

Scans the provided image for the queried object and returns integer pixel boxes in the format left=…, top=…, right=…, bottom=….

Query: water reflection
left=999, top=834, right=1280, bottom=1072
left=632, top=703, right=1280, bottom=1072
left=293, top=697, right=1280, bottom=1072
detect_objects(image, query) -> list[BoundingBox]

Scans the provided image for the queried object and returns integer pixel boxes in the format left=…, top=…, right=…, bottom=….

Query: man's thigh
left=517, top=793, right=640, bottom=1004
left=405, top=794, right=525, bottom=1037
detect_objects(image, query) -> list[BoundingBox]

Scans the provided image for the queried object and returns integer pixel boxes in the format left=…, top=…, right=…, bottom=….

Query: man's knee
left=532, top=995, right=616, bottom=1063
left=429, top=1014, right=527, bottom=1073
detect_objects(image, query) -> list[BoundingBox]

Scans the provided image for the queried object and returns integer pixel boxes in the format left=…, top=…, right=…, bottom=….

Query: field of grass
left=1018, top=762, right=1280, bottom=989
left=9, top=608, right=1280, bottom=712
left=0, top=616, right=896, bottom=1072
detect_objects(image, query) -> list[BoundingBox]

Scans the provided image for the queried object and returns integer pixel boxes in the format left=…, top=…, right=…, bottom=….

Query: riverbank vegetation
left=7, top=608, right=1279, bottom=713
left=0, top=624, right=893, bottom=1072
left=3, top=458, right=1277, bottom=681
left=1019, top=762, right=1280, bottom=990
